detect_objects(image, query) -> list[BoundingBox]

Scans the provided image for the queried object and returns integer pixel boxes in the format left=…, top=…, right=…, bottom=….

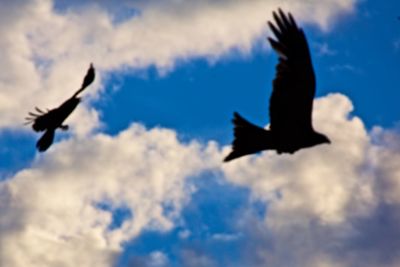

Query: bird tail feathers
left=224, top=112, right=273, bottom=162
left=36, top=129, right=55, bottom=152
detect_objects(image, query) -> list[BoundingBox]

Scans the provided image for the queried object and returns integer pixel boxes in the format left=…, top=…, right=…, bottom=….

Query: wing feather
left=268, top=9, right=316, bottom=133
left=72, top=63, right=95, bottom=98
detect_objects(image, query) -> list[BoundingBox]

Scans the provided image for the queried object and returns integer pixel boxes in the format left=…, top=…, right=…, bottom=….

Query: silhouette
left=224, top=9, right=330, bottom=162
left=25, top=63, right=95, bottom=152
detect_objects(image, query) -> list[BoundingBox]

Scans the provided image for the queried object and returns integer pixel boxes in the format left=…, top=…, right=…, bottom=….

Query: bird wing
left=36, top=129, right=55, bottom=152
left=268, top=9, right=316, bottom=133
left=72, top=63, right=95, bottom=98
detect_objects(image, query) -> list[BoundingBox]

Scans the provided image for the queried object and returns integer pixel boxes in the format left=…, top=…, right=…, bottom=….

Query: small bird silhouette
left=25, top=63, right=95, bottom=152
left=224, top=9, right=330, bottom=162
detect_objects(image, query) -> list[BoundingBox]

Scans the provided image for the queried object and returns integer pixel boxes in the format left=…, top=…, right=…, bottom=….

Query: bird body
left=25, top=64, right=95, bottom=152
left=32, top=97, right=80, bottom=132
left=224, top=10, right=330, bottom=162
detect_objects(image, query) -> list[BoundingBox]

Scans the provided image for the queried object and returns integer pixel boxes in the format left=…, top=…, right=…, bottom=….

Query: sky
left=0, top=0, right=400, bottom=267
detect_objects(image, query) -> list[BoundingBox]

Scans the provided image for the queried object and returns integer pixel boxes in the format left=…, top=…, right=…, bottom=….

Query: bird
left=224, top=9, right=330, bottom=162
left=25, top=63, right=95, bottom=152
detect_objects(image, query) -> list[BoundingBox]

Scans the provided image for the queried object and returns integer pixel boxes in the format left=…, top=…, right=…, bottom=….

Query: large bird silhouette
left=224, top=9, right=330, bottom=162
left=25, top=63, right=95, bottom=152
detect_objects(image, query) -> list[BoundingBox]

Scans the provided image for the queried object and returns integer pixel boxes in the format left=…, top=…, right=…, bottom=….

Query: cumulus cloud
left=179, top=249, right=218, bottom=267
left=0, top=124, right=220, bottom=267
left=0, top=1, right=372, bottom=267
left=2, top=92, right=400, bottom=267
left=126, top=251, right=170, bottom=267
left=0, top=0, right=357, bottom=130
left=222, top=94, right=400, bottom=267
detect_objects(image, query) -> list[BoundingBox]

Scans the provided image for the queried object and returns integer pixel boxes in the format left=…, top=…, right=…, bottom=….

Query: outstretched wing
left=72, top=63, right=95, bottom=98
left=36, top=129, right=55, bottom=152
left=268, top=9, right=316, bottom=133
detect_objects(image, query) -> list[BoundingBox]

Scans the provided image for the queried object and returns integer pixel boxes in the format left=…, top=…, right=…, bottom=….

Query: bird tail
left=224, top=112, right=273, bottom=162
left=36, top=129, right=55, bottom=152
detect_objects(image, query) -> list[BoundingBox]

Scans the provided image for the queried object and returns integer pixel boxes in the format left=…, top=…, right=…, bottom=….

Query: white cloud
left=0, top=1, right=370, bottom=266
left=2, top=91, right=400, bottom=267
left=125, top=250, right=170, bottom=267
left=222, top=94, right=400, bottom=267
left=314, top=42, right=337, bottom=56
left=330, top=63, right=363, bottom=74
left=369, top=127, right=400, bottom=205
left=178, top=229, right=191, bottom=239
left=224, top=93, right=374, bottom=225
left=179, top=249, right=217, bottom=267
left=212, top=232, right=242, bottom=242
left=0, top=0, right=357, bottom=130
left=0, top=123, right=220, bottom=267
left=148, top=251, right=169, bottom=267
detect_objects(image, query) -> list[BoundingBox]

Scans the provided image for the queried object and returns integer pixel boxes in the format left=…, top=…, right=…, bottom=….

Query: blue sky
left=96, top=0, right=400, bottom=139
left=1, top=1, right=400, bottom=267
